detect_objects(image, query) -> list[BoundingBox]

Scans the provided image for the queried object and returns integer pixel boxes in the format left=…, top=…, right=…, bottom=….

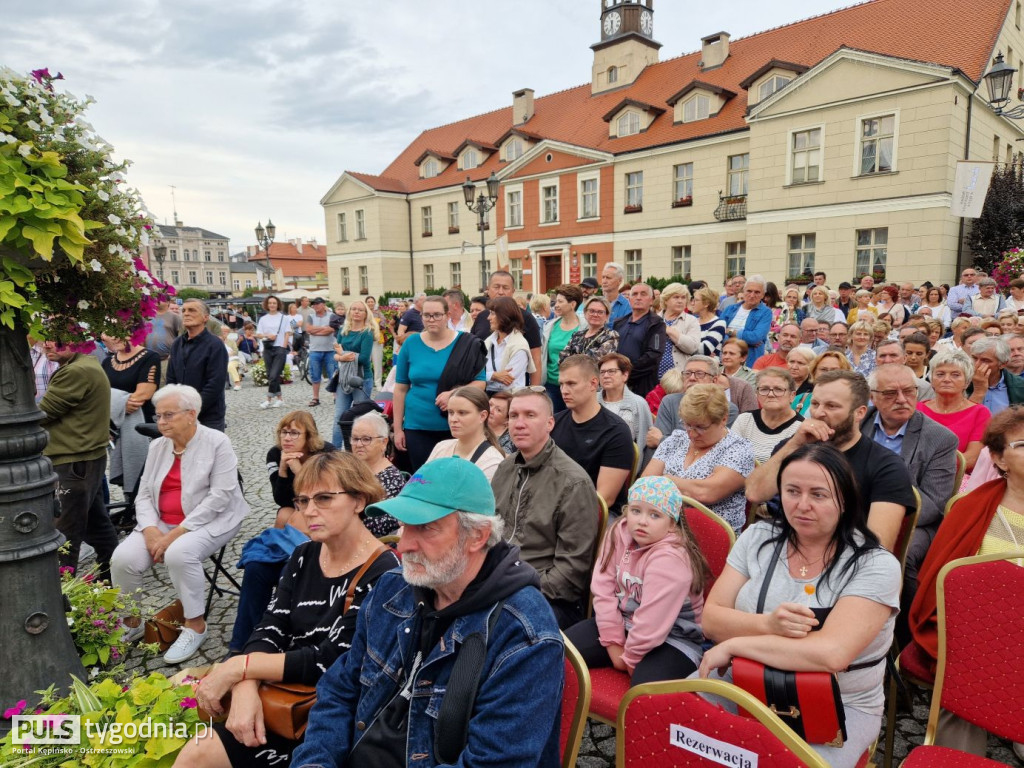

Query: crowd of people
left=30, top=262, right=1024, bottom=767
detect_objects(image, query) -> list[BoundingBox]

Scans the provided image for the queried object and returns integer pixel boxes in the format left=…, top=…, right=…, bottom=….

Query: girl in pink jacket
left=565, top=476, right=710, bottom=685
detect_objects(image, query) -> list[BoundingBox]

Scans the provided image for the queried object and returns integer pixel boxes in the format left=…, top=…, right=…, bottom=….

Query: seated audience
left=690, top=285, right=728, bottom=358
left=566, top=476, right=709, bottom=687
left=597, top=353, right=652, bottom=464
left=647, top=355, right=740, bottom=452
left=845, top=320, right=876, bottom=377
left=731, top=368, right=804, bottom=464
left=875, top=338, right=934, bottom=400
left=487, top=390, right=516, bottom=454
left=967, top=336, right=1024, bottom=415
left=540, top=283, right=584, bottom=411
left=918, top=348, right=990, bottom=472
left=642, top=384, right=754, bottom=533
left=427, top=385, right=506, bottom=480
left=902, top=332, right=931, bottom=380
left=786, top=346, right=816, bottom=416
left=484, top=296, right=532, bottom=392
left=613, top=282, right=667, bottom=398
left=349, top=412, right=404, bottom=533
left=720, top=337, right=757, bottom=385
left=645, top=369, right=684, bottom=417
left=659, top=282, right=701, bottom=375
left=753, top=322, right=799, bottom=371
left=560, top=295, right=620, bottom=362
left=701, top=443, right=900, bottom=768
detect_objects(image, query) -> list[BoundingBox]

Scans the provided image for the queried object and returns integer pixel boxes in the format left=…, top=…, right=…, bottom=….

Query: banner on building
left=495, top=234, right=509, bottom=268
left=951, top=161, right=996, bottom=218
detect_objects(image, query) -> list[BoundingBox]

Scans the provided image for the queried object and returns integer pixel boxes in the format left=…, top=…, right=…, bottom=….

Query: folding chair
left=560, top=635, right=592, bottom=768
left=203, top=544, right=242, bottom=617
left=953, top=450, right=966, bottom=492
left=901, top=551, right=1024, bottom=767
left=617, top=678, right=829, bottom=767
left=585, top=495, right=610, bottom=620
left=630, top=443, right=641, bottom=485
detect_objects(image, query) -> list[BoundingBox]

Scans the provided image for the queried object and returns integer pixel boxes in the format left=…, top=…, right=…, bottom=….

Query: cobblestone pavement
left=110, top=375, right=1019, bottom=767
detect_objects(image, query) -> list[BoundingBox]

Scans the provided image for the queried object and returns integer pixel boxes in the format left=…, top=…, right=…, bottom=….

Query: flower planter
left=672, top=197, right=693, bottom=208
left=448, top=227, right=460, bottom=235
left=624, top=205, right=643, bottom=214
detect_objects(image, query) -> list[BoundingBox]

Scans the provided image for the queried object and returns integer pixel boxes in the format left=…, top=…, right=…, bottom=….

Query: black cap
left=310, top=297, right=325, bottom=305
left=581, top=277, right=599, bottom=289
left=838, top=282, right=853, bottom=290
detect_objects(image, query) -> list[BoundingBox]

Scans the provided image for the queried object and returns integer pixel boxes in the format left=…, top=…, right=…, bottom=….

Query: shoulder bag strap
left=756, top=537, right=785, bottom=614
left=469, top=440, right=491, bottom=464
left=343, top=545, right=389, bottom=613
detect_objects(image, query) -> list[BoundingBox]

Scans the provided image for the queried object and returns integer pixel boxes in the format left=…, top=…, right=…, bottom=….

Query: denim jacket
left=292, top=569, right=564, bottom=768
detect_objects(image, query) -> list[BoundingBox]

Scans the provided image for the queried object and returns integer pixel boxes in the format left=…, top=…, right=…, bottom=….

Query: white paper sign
left=951, top=161, right=996, bottom=218
left=670, top=724, right=759, bottom=768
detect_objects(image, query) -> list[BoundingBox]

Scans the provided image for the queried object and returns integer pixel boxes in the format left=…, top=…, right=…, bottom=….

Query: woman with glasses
left=349, top=412, right=403, bottom=534
left=484, top=296, right=532, bottom=393
left=561, top=295, right=621, bottom=362
left=426, top=386, right=505, bottom=480
left=786, top=346, right=817, bottom=417
left=182, top=453, right=399, bottom=768
left=731, top=369, right=804, bottom=464
left=111, top=384, right=250, bottom=664
left=918, top=348, right=991, bottom=472
left=539, top=283, right=583, bottom=412
left=642, top=384, right=754, bottom=533
left=598, top=353, right=653, bottom=462
left=393, top=295, right=487, bottom=471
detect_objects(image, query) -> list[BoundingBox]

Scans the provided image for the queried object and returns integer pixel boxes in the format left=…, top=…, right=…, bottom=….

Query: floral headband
left=628, top=476, right=682, bottom=521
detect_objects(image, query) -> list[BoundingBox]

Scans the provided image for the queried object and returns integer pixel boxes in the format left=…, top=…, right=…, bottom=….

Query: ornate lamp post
left=255, top=219, right=276, bottom=290
left=462, top=173, right=500, bottom=293
left=983, top=52, right=1023, bottom=118
left=153, top=244, right=167, bottom=282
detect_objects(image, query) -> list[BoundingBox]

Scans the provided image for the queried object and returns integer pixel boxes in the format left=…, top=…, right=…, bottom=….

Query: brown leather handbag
left=258, top=546, right=390, bottom=740
left=144, top=599, right=184, bottom=651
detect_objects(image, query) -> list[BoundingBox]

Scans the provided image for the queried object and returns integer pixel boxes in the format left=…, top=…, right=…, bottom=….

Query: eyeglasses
left=292, top=491, right=352, bottom=512
left=154, top=410, right=186, bottom=421
left=870, top=387, right=918, bottom=402
left=683, top=370, right=713, bottom=380
left=599, top=368, right=622, bottom=376
left=280, top=429, right=304, bottom=438
left=1009, top=440, right=1024, bottom=450
left=756, top=387, right=789, bottom=397
left=350, top=436, right=384, bottom=446
left=585, top=308, right=608, bottom=316
left=683, top=423, right=714, bottom=436
left=422, top=312, right=445, bottom=321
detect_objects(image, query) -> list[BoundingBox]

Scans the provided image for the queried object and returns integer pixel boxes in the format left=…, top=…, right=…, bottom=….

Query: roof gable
left=739, top=60, right=809, bottom=89
left=503, top=142, right=609, bottom=180
left=666, top=80, right=737, bottom=107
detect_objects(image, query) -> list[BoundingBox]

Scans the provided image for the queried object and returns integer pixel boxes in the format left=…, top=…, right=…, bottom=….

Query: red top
left=159, top=456, right=185, bottom=526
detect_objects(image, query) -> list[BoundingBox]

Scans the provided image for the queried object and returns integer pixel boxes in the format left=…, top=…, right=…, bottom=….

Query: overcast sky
left=8, top=0, right=856, bottom=253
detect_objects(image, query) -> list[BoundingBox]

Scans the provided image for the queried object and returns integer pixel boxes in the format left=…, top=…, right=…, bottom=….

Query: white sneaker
left=271, top=398, right=283, bottom=408
left=233, top=384, right=241, bottom=391
left=259, top=400, right=272, bottom=409
left=163, top=627, right=207, bottom=664
left=122, top=622, right=145, bottom=643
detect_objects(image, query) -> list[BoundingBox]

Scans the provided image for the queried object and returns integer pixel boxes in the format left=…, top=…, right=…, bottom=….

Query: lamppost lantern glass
left=985, top=52, right=1017, bottom=107
left=486, top=171, right=500, bottom=201
left=255, top=221, right=265, bottom=242
left=462, top=176, right=476, bottom=206
left=266, top=219, right=276, bottom=240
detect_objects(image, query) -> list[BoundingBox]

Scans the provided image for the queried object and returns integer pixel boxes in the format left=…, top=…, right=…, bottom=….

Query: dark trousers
left=228, top=559, right=287, bottom=651
left=54, top=456, right=119, bottom=582
left=404, top=428, right=452, bottom=473
left=564, top=617, right=698, bottom=686
left=548, top=598, right=584, bottom=631
left=544, top=383, right=567, bottom=414
left=264, top=345, right=288, bottom=397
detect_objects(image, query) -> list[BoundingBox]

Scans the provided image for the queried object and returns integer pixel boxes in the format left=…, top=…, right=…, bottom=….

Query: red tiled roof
left=344, top=0, right=1008, bottom=193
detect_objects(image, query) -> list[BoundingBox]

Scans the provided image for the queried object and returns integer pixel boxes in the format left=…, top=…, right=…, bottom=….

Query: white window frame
left=540, top=178, right=560, bottom=225
left=424, top=264, right=435, bottom=290
left=341, top=267, right=350, bottom=293
left=505, top=138, right=523, bottom=162
left=450, top=261, right=462, bottom=287
left=244, top=279, right=252, bottom=289
left=421, top=206, right=433, bottom=236
left=757, top=75, right=791, bottom=102
left=625, top=171, right=643, bottom=209
left=682, top=94, right=710, bottom=123
left=727, top=153, right=749, bottom=197
left=355, top=209, right=366, bottom=240
left=577, top=171, right=600, bottom=221
left=422, top=158, right=439, bottom=178
left=205, top=270, right=213, bottom=284
left=337, top=212, right=347, bottom=242
left=853, top=110, right=899, bottom=177
left=582, top=252, right=598, bottom=279
left=616, top=111, right=641, bottom=137
left=219, top=272, right=227, bottom=286
left=607, top=66, right=618, bottom=85
left=448, top=202, right=459, bottom=231
left=673, top=163, right=694, bottom=202
left=505, top=184, right=523, bottom=228
left=172, top=270, right=180, bottom=284
left=725, top=241, right=746, bottom=278
left=855, top=228, right=888, bottom=277
left=787, top=125, right=824, bottom=185
left=358, top=265, right=368, bottom=293
left=624, top=249, right=643, bottom=283
left=461, top=149, right=478, bottom=170
left=188, top=270, right=197, bottom=285
left=510, top=258, right=523, bottom=290
left=233, top=279, right=240, bottom=291
left=671, top=245, right=691, bottom=278
left=787, top=233, right=816, bottom=279
left=170, top=249, right=177, bottom=260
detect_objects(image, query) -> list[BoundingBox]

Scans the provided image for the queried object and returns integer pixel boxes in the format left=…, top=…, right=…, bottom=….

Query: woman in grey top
left=699, top=443, right=900, bottom=768
left=597, top=352, right=652, bottom=467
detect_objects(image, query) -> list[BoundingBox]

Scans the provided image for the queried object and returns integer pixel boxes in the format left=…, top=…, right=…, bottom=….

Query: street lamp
left=983, top=51, right=1023, bottom=118
left=153, top=244, right=167, bottom=282
left=255, top=219, right=276, bottom=290
left=462, top=172, right=500, bottom=292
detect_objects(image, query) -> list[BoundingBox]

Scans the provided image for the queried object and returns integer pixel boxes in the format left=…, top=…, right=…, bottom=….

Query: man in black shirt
left=746, top=369, right=914, bottom=553
left=166, top=298, right=229, bottom=431
left=551, top=354, right=634, bottom=510
left=470, top=270, right=542, bottom=384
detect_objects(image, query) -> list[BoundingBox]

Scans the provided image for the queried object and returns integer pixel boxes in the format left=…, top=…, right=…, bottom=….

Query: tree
left=176, top=287, right=211, bottom=301
left=967, top=154, right=1024, bottom=274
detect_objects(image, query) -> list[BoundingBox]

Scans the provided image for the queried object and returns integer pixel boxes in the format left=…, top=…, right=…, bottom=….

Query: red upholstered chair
left=901, top=551, right=1024, bottom=767
left=587, top=497, right=736, bottom=726
left=560, top=635, right=591, bottom=768
left=617, top=678, right=829, bottom=767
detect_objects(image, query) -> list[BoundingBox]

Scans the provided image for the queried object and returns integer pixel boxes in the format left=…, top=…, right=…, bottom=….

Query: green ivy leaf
left=21, top=223, right=58, bottom=258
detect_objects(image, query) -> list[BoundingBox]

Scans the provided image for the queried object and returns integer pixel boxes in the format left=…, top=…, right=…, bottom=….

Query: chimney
left=513, top=88, right=535, bottom=125
left=175, top=218, right=183, bottom=227
left=296, top=240, right=303, bottom=254
left=700, top=32, right=730, bottom=70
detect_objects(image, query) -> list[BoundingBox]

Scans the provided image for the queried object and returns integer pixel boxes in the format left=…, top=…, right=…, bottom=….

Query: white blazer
left=134, top=424, right=250, bottom=537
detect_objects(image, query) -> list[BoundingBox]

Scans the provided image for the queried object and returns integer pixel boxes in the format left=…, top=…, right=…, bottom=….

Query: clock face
left=603, top=11, right=621, bottom=35
left=640, top=9, right=653, bottom=35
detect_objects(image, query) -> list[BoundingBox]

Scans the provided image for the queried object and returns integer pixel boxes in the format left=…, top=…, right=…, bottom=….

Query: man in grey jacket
left=491, top=388, right=600, bottom=629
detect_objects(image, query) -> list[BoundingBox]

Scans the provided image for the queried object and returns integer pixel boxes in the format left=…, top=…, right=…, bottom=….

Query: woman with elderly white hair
left=112, top=384, right=250, bottom=664
left=659, top=282, right=701, bottom=377
left=917, top=347, right=991, bottom=472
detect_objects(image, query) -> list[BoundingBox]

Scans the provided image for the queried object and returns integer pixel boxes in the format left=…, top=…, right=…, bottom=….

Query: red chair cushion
left=899, top=640, right=935, bottom=687
left=560, top=657, right=579, bottom=757
left=684, top=507, right=731, bottom=597
left=902, top=745, right=1008, bottom=767
left=589, top=667, right=630, bottom=723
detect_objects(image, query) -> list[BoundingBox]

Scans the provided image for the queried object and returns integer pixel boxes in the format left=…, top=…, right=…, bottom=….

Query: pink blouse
left=916, top=401, right=991, bottom=453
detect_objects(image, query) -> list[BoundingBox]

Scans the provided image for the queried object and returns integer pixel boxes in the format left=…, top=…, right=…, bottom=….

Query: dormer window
left=683, top=94, right=710, bottom=123
left=462, top=149, right=479, bottom=170
left=422, top=158, right=439, bottom=178
left=505, top=139, right=523, bottom=162
left=758, top=75, right=791, bottom=101
left=617, top=111, right=641, bottom=137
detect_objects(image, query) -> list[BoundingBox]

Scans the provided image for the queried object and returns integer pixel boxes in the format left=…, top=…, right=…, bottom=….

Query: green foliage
left=967, top=155, right=1024, bottom=274
left=249, top=358, right=293, bottom=386
left=174, top=288, right=210, bottom=301
left=644, top=275, right=690, bottom=291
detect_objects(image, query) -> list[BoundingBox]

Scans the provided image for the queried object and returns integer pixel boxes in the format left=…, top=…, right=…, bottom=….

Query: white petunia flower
left=77, top=300, right=90, bottom=310
left=96, top=190, right=109, bottom=202
left=26, top=120, right=41, bottom=132
left=107, top=214, right=121, bottom=225
left=67, top=617, right=74, bottom=627
left=89, top=259, right=102, bottom=272
left=17, top=144, right=30, bottom=157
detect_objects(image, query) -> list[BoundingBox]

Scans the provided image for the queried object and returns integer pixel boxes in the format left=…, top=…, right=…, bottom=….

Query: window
left=617, top=111, right=641, bottom=137
left=625, top=250, right=642, bottom=283
left=337, top=213, right=347, bottom=242
left=170, top=249, right=177, bottom=260
left=205, top=270, right=213, bottom=284
left=683, top=94, right=710, bottom=123
left=355, top=210, right=366, bottom=239
left=625, top=171, right=643, bottom=209
left=219, top=272, right=227, bottom=286
left=182, top=250, right=189, bottom=262
left=725, top=241, right=746, bottom=277
left=462, top=149, right=478, bottom=170
left=450, top=261, right=462, bottom=287
left=671, top=245, right=691, bottom=278
left=607, top=66, right=618, bottom=85
left=787, top=234, right=816, bottom=279
left=582, top=253, right=598, bottom=279
left=341, top=267, right=350, bottom=293
left=791, top=128, right=822, bottom=183
left=233, top=279, right=240, bottom=291
left=856, top=228, right=888, bottom=277
left=193, top=250, right=199, bottom=260
left=358, top=265, right=368, bottom=292
left=421, top=206, right=433, bottom=236
left=424, top=264, right=435, bottom=290
left=542, top=184, right=558, bottom=223
left=673, top=163, right=693, bottom=202
left=245, top=279, right=253, bottom=289
left=204, top=251, right=211, bottom=262
left=505, top=139, right=523, bottom=162
left=757, top=75, right=791, bottom=101
left=171, top=270, right=180, bottom=284
left=510, top=258, right=523, bottom=290
left=507, top=190, right=522, bottom=227
left=217, top=251, right=224, bottom=261
left=859, top=114, right=895, bottom=175
left=188, top=270, right=197, bottom=285
left=580, top=177, right=599, bottom=219
left=422, top=158, right=439, bottom=178
left=448, top=202, right=459, bottom=232
left=727, top=154, right=749, bottom=196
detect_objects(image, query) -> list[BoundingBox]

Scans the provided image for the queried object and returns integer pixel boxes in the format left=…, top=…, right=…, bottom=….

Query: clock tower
left=592, top=0, right=661, bottom=95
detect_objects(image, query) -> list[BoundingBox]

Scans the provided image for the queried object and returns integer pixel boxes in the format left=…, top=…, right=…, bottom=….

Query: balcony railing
left=714, top=192, right=747, bottom=222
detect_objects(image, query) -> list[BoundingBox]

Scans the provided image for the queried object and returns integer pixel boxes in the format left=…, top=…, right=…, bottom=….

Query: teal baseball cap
left=365, top=457, right=496, bottom=525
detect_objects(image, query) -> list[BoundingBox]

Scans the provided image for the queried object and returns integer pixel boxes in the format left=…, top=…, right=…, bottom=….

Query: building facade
left=244, top=239, right=328, bottom=293
left=322, top=0, right=1024, bottom=297
left=151, top=222, right=232, bottom=296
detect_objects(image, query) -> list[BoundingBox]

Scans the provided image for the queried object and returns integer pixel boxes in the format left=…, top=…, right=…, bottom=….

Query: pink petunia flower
left=180, top=697, right=198, bottom=709
left=3, top=700, right=27, bottom=719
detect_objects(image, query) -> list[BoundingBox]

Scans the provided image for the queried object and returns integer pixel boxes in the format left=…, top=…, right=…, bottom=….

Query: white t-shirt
left=728, top=307, right=751, bottom=333
left=257, top=313, right=289, bottom=348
